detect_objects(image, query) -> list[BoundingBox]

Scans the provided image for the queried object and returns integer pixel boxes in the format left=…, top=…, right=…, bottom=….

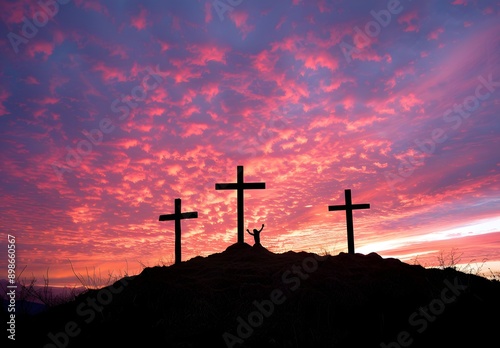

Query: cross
left=158, top=198, right=198, bottom=264
left=215, top=165, right=266, bottom=244
left=328, top=189, right=370, bottom=254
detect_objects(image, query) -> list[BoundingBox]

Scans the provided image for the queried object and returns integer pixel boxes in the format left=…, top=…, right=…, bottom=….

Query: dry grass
left=411, top=248, right=497, bottom=280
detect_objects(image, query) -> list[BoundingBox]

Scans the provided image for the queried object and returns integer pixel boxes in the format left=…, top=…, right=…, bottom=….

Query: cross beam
left=215, top=165, right=265, bottom=244
left=159, top=198, right=198, bottom=264
left=328, top=189, right=370, bottom=254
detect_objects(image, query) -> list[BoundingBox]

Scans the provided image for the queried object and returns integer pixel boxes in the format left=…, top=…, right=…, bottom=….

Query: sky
left=1, top=0, right=499, bottom=287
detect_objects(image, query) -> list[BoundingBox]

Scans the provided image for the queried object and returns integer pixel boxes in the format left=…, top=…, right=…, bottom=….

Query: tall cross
left=328, top=189, right=370, bottom=254
left=159, top=198, right=198, bottom=264
left=215, top=165, right=266, bottom=244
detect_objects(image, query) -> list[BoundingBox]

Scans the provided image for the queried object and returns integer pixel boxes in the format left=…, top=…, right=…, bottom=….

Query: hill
left=9, top=243, right=500, bottom=347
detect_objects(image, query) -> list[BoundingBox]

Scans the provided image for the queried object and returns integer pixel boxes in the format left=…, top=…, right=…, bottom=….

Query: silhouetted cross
left=328, top=189, right=370, bottom=254
left=215, top=165, right=266, bottom=244
left=159, top=198, right=198, bottom=264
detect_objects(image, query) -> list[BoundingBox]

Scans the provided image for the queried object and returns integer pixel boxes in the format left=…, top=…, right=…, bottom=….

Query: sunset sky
left=1, top=0, right=499, bottom=287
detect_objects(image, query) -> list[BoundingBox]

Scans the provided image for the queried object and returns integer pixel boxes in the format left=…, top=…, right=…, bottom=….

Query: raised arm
left=246, top=229, right=254, bottom=236
left=257, top=224, right=265, bottom=233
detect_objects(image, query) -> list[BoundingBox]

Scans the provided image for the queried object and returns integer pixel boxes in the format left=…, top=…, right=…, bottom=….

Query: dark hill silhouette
left=11, top=244, right=500, bottom=347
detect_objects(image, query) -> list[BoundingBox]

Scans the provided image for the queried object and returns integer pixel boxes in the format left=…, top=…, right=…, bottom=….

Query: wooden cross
left=159, top=198, right=198, bottom=264
left=215, top=165, right=266, bottom=244
left=328, top=189, right=370, bottom=254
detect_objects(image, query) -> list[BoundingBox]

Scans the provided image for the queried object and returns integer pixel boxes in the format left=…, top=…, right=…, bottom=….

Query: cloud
left=131, top=7, right=149, bottom=31
left=26, top=40, right=56, bottom=60
left=398, top=10, right=419, bottom=32
left=204, top=1, right=213, bottom=23
left=228, top=10, right=255, bottom=38
left=92, top=61, right=129, bottom=82
left=0, top=88, right=10, bottom=116
left=427, top=27, right=444, bottom=40
left=1, top=0, right=499, bottom=286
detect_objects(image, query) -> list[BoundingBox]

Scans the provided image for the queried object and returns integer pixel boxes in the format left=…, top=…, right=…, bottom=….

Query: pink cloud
left=200, top=83, right=220, bottom=102
left=399, top=93, right=423, bottom=111
left=317, top=0, right=332, bottom=13
left=427, top=27, right=444, bottom=40
left=351, top=49, right=390, bottom=63
left=275, top=16, right=286, bottom=30
left=108, top=44, right=129, bottom=59
left=158, top=40, right=171, bottom=52
left=270, top=35, right=303, bottom=52
left=204, top=1, right=213, bottom=23
left=346, top=115, right=386, bottom=131
left=482, top=7, right=494, bottom=15
left=26, top=41, right=56, bottom=60
left=74, top=0, right=109, bottom=15
left=253, top=49, right=279, bottom=73
left=131, top=8, right=148, bottom=31
left=295, top=50, right=339, bottom=72
left=67, top=205, right=101, bottom=224
left=35, top=96, right=59, bottom=105
left=23, top=76, right=40, bottom=85
left=229, top=11, right=255, bottom=38
left=124, top=171, right=147, bottom=184
left=180, top=44, right=229, bottom=69
left=49, top=75, right=70, bottom=95
left=181, top=123, right=209, bottom=137
left=171, top=16, right=181, bottom=31
left=0, top=88, right=10, bottom=116
left=398, top=11, right=420, bottom=32
left=186, top=44, right=229, bottom=66
left=114, top=138, right=140, bottom=149
left=0, top=0, right=38, bottom=25
left=92, top=61, right=129, bottom=82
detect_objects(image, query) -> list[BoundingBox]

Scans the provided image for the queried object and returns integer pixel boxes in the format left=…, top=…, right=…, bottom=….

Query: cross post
left=159, top=198, right=198, bottom=264
left=215, top=165, right=266, bottom=244
left=328, top=189, right=370, bottom=254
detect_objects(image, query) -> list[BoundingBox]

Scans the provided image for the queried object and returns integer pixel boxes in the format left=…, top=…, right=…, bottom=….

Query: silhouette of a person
left=247, top=224, right=264, bottom=245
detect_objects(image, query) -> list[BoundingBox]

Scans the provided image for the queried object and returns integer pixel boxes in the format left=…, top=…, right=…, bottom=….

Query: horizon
left=1, top=0, right=499, bottom=288
left=2, top=232, right=499, bottom=288
left=0, top=243, right=498, bottom=291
